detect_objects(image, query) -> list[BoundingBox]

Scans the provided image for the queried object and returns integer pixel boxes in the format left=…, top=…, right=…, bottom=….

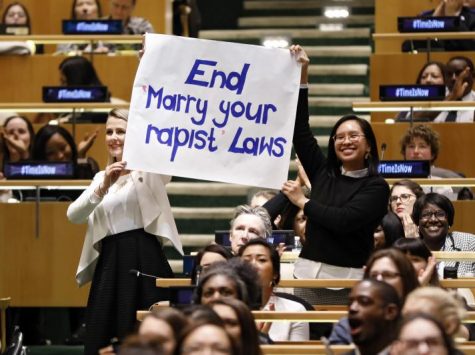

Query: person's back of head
left=59, top=56, right=103, bottom=86
left=403, top=286, right=466, bottom=338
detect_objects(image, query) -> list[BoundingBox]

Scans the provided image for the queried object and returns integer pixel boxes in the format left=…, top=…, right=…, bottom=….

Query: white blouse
left=67, top=171, right=183, bottom=286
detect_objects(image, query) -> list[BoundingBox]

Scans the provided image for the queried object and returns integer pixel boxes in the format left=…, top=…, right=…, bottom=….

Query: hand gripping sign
left=123, top=34, right=301, bottom=189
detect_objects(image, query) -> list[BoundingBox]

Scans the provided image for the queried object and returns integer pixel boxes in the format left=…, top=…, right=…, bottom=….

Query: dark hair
left=357, top=279, right=402, bottom=311
left=174, top=319, right=239, bottom=355
left=119, top=334, right=164, bottom=355
left=1, top=2, right=31, bottom=31
left=412, top=193, right=454, bottom=227
left=393, top=238, right=432, bottom=261
left=238, top=238, right=281, bottom=285
left=71, top=0, right=102, bottom=19
left=378, top=212, right=405, bottom=248
left=2, top=115, right=35, bottom=162
left=327, top=115, right=380, bottom=176
left=397, top=313, right=458, bottom=355
left=415, top=61, right=448, bottom=85
left=193, top=259, right=262, bottom=310
left=142, top=307, right=188, bottom=340
left=210, top=298, right=262, bottom=355
left=400, top=124, right=440, bottom=163
left=181, top=304, right=223, bottom=325
left=364, top=248, right=420, bottom=302
left=59, top=56, right=103, bottom=86
left=191, top=244, right=233, bottom=284
left=393, top=238, right=440, bottom=286
left=390, top=179, right=425, bottom=200
left=32, top=125, right=78, bottom=162
left=448, top=55, right=475, bottom=74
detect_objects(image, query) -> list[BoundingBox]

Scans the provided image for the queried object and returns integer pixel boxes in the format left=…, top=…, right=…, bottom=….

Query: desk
left=0, top=55, right=138, bottom=102
left=0, top=203, right=89, bottom=307
left=373, top=32, right=475, bottom=53
left=369, top=122, right=475, bottom=178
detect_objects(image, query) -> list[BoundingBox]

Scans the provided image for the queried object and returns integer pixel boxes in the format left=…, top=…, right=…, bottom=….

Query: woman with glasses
left=329, top=248, right=419, bottom=345
left=389, top=179, right=425, bottom=238
left=364, top=248, right=419, bottom=302
left=282, top=45, right=389, bottom=305
left=390, top=313, right=457, bottom=355
left=412, top=192, right=475, bottom=278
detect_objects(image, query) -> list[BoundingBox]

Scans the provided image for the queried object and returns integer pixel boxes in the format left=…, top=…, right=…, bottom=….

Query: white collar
left=341, top=167, right=368, bottom=178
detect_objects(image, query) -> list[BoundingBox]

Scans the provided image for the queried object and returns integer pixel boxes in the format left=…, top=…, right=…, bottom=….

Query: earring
left=365, top=152, right=370, bottom=160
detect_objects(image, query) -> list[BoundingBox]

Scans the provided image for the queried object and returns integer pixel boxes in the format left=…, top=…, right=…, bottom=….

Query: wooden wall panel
left=0, top=55, right=138, bottom=102
left=372, top=122, right=475, bottom=178
left=0, top=203, right=90, bottom=306
left=1, top=0, right=170, bottom=35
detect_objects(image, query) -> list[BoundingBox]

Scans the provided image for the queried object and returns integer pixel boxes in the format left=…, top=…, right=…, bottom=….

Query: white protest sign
left=123, top=33, right=301, bottom=189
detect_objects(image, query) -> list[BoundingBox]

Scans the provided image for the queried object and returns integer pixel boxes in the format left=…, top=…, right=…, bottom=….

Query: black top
left=293, top=89, right=389, bottom=268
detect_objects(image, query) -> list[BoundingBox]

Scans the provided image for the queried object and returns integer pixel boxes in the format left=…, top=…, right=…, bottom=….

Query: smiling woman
left=412, top=193, right=475, bottom=278
left=67, top=108, right=183, bottom=355
left=282, top=45, right=389, bottom=305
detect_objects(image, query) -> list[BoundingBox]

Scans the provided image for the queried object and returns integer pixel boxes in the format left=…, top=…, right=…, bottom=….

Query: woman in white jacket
left=67, top=108, right=183, bottom=355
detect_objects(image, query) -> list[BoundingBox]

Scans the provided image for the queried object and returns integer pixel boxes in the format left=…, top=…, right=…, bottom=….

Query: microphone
left=380, top=143, right=387, bottom=160
left=129, top=269, right=160, bottom=279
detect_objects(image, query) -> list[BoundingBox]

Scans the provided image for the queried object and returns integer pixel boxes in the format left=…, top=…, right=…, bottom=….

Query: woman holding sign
left=282, top=45, right=389, bottom=304
left=67, top=108, right=183, bottom=355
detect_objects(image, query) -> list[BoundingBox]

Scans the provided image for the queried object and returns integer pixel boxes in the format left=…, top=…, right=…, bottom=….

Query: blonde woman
left=67, top=108, right=183, bottom=355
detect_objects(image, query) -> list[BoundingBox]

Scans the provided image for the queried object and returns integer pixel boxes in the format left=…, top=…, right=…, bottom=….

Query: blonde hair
left=405, top=287, right=466, bottom=336
left=106, top=108, right=129, bottom=165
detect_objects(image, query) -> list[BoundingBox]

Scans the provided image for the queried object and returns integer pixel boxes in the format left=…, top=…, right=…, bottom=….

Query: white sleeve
left=289, top=321, right=310, bottom=341
left=66, top=172, right=104, bottom=224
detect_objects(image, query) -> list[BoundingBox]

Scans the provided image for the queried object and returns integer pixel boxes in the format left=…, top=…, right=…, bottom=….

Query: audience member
left=389, top=179, right=424, bottom=238
left=193, top=259, right=262, bottom=310
left=59, top=56, right=104, bottom=87
left=239, top=239, right=310, bottom=341
left=373, top=212, right=405, bottom=250
left=0, top=2, right=36, bottom=54
left=1, top=2, right=30, bottom=32
left=400, top=125, right=464, bottom=200
left=390, top=313, right=458, bottom=355
left=434, top=56, right=475, bottom=122
left=249, top=189, right=278, bottom=208
left=412, top=192, right=475, bottom=278
left=393, top=238, right=439, bottom=286
left=108, top=0, right=153, bottom=34
left=1, top=115, right=34, bottom=166
left=403, top=287, right=469, bottom=341
left=396, top=61, right=448, bottom=122
left=330, top=279, right=401, bottom=354
left=57, top=0, right=107, bottom=54
left=175, top=318, right=239, bottom=355
left=284, top=45, right=389, bottom=305
left=190, top=244, right=233, bottom=284
left=364, top=248, right=420, bottom=302
left=32, top=124, right=99, bottom=180
left=67, top=109, right=182, bottom=355
left=210, top=299, right=262, bottom=355
left=403, top=0, right=475, bottom=52
left=228, top=204, right=272, bottom=255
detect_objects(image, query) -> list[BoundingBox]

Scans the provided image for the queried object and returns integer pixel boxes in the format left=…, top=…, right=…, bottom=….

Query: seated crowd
left=1, top=1, right=475, bottom=355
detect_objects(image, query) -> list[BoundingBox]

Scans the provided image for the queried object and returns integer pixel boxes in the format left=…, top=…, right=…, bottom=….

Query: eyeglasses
left=400, top=336, right=444, bottom=350
left=420, top=210, right=447, bottom=221
left=369, top=271, right=401, bottom=280
left=332, top=133, right=365, bottom=144
left=389, top=193, right=415, bottom=204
